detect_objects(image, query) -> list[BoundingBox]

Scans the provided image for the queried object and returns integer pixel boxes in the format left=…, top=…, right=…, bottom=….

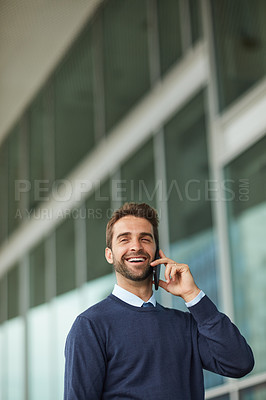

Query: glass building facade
left=0, top=1, right=266, bottom=398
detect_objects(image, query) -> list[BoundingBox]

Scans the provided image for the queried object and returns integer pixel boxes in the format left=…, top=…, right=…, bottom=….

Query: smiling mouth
left=126, top=257, right=147, bottom=263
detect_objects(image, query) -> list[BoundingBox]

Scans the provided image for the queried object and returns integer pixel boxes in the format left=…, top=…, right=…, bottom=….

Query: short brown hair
left=106, top=202, right=159, bottom=249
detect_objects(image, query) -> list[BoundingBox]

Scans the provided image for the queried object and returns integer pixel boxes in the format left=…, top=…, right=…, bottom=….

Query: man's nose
left=130, top=239, right=143, bottom=251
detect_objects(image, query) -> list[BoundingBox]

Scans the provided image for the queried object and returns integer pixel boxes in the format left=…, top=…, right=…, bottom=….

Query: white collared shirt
left=112, top=284, right=156, bottom=307
left=112, top=284, right=205, bottom=308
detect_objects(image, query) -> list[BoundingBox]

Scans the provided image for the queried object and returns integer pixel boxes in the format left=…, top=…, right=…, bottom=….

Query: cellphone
left=153, top=247, right=161, bottom=291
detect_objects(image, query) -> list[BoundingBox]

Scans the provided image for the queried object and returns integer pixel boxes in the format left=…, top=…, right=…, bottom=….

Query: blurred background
left=0, top=0, right=266, bottom=399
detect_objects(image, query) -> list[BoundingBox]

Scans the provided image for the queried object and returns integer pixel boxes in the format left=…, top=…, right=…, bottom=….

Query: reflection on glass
left=225, top=135, right=266, bottom=375
left=29, top=95, right=45, bottom=209
left=80, top=273, right=116, bottom=311
left=212, top=0, right=266, bottom=110
left=86, top=180, right=112, bottom=281
left=29, top=86, right=53, bottom=210
left=55, top=25, right=95, bottom=180
left=7, top=265, right=19, bottom=321
left=120, top=139, right=156, bottom=207
left=8, top=126, right=23, bottom=235
left=52, top=290, right=81, bottom=400
left=157, top=0, right=182, bottom=76
left=103, top=0, right=150, bottom=131
left=0, top=139, right=8, bottom=244
left=0, top=328, right=5, bottom=400
left=164, top=91, right=221, bottom=389
left=28, top=304, right=51, bottom=400
left=189, top=0, right=202, bottom=44
left=240, top=383, right=266, bottom=400
left=53, top=274, right=115, bottom=399
left=29, top=241, right=46, bottom=308
left=56, top=217, right=76, bottom=296
left=0, top=277, right=7, bottom=325
left=6, top=317, right=25, bottom=400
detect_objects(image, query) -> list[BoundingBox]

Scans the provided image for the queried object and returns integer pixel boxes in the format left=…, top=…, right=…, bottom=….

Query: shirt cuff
left=185, top=290, right=205, bottom=308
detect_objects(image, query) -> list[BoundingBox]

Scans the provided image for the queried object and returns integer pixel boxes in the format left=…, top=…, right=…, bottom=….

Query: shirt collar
left=112, top=284, right=156, bottom=307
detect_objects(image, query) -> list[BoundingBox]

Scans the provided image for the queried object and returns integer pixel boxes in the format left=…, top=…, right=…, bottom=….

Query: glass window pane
left=164, top=91, right=221, bottom=389
left=212, top=0, right=266, bottom=110
left=29, top=241, right=46, bottom=308
left=52, top=275, right=116, bottom=400
left=189, top=0, right=202, bottom=44
left=0, top=327, right=5, bottom=400
left=225, top=134, right=266, bottom=375
left=103, top=0, right=150, bottom=132
left=8, top=126, right=24, bottom=235
left=27, top=304, right=51, bottom=400
left=86, top=180, right=112, bottom=281
left=240, top=382, right=266, bottom=400
left=55, top=26, right=95, bottom=180
left=210, top=396, right=229, bottom=400
left=0, top=277, right=7, bottom=324
left=7, top=265, right=19, bottom=320
left=120, top=139, right=156, bottom=207
left=0, top=139, right=8, bottom=244
left=164, top=92, right=212, bottom=242
left=53, top=290, right=83, bottom=400
left=81, top=273, right=116, bottom=310
left=157, top=0, right=182, bottom=76
left=6, top=317, right=25, bottom=400
left=29, top=86, right=53, bottom=209
left=56, top=217, right=76, bottom=296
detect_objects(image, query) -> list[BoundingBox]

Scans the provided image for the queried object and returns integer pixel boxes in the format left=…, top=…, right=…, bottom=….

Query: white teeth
left=128, top=257, right=145, bottom=262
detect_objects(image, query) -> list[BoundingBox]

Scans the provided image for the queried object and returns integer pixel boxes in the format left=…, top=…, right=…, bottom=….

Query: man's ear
left=105, top=247, right=113, bottom=264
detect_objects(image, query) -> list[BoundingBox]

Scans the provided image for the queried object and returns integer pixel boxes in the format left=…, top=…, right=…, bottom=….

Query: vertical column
left=110, top=168, right=123, bottom=212
left=43, top=80, right=57, bottom=400
left=43, top=80, right=55, bottom=196
left=92, top=15, right=106, bottom=141
left=230, top=389, right=240, bottom=400
left=179, top=0, right=192, bottom=52
left=20, top=256, right=29, bottom=400
left=20, top=115, right=29, bottom=222
left=45, top=232, right=57, bottom=400
left=0, top=275, right=7, bottom=400
left=0, top=140, right=8, bottom=248
left=153, top=129, right=172, bottom=307
left=146, top=0, right=161, bottom=86
left=75, top=202, right=88, bottom=310
left=201, top=0, right=235, bottom=320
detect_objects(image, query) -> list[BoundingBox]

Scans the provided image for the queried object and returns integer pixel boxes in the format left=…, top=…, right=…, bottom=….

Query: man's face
left=105, top=216, right=157, bottom=282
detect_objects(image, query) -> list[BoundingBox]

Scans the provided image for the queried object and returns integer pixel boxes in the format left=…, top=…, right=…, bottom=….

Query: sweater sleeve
left=64, top=316, right=106, bottom=400
left=188, top=296, right=254, bottom=378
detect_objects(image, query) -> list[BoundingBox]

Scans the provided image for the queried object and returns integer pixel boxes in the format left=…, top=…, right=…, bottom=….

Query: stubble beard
left=112, top=253, right=153, bottom=282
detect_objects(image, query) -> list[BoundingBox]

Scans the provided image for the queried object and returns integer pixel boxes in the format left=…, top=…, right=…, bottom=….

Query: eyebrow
left=116, top=232, right=131, bottom=240
left=139, top=232, right=154, bottom=239
left=116, top=232, right=154, bottom=240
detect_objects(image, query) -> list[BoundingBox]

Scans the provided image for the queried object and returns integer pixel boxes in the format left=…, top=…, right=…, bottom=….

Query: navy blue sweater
left=64, top=294, right=254, bottom=400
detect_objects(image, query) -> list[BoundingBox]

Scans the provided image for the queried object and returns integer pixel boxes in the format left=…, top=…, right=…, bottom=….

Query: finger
left=164, top=264, right=172, bottom=284
left=150, top=258, right=161, bottom=266
left=168, top=265, right=178, bottom=282
left=159, top=249, right=166, bottom=258
left=150, top=257, right=170, bottom=266
left=171, top=266, right=177, bottom=281
left=166, top=263, right=184, bottom=282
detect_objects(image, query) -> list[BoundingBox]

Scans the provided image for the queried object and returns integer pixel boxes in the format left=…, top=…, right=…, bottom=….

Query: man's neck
left=115, top=275, right=153, bottom=302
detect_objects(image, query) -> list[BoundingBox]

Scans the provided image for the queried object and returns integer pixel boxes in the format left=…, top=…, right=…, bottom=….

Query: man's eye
left=142, top=238, right=151, bottom=242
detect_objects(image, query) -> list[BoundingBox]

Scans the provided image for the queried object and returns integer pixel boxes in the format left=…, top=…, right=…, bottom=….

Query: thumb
left=158, top=279, right=169, bottom=292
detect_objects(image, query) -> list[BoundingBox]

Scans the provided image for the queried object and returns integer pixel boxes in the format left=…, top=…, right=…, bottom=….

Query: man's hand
left=150, top=250, right=200, bottom=303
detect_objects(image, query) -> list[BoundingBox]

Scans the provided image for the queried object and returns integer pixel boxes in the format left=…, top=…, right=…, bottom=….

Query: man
left=64, top=202, right=254, bottom=399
